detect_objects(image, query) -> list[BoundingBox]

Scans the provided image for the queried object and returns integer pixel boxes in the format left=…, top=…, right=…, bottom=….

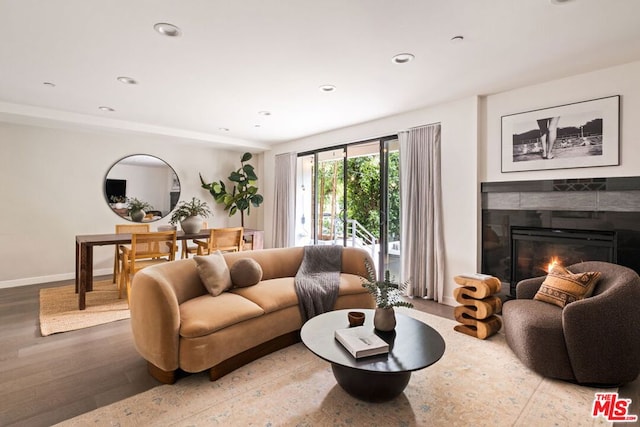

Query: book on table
left=334, top=326, right=389, bottom=358
left=458, top=272, right=493, bottom=281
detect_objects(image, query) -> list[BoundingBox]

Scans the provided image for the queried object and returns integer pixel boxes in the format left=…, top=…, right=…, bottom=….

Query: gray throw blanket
left=295, top=245, right=343, bottom=322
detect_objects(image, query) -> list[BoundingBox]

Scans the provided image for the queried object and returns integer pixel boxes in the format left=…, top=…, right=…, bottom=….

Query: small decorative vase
left=130, top=209, right=145, bottom=222
left=180, top=216, right=203, bottom=234
left=374, top=307, right=396, bottom=331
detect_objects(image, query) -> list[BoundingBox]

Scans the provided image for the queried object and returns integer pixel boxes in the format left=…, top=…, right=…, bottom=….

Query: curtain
left=399, top=123, right=445, bottom=301
left=272, top=152, right=297, bottom=248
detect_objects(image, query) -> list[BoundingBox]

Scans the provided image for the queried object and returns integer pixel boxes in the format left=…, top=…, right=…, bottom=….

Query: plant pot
left=180, top=215, right=203, bottom=234
left=374, top=307, right=396, bottom=332
left=130, top=209, right=145, bottom=222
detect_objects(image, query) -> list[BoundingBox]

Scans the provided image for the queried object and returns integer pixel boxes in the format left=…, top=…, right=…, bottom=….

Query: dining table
left=75, top=228, right=264, bottom=310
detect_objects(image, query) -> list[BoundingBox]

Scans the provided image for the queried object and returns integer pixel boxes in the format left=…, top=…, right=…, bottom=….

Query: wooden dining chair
left=181, top=221, right=208, bottom=259
left=112, top=223, right=151, bottom=285
left=119, top=230, right=177, bottom=304
left=195, top=227, right=244, bottom=255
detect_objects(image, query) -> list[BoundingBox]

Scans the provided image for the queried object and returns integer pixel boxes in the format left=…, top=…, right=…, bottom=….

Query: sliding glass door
left=316, top=148, right=346, bottom=244
left=383, top=138, right=401, bottom=281
left=345, top=141, right=380, bottom=268
left=295, top=136, right=400, bottom=279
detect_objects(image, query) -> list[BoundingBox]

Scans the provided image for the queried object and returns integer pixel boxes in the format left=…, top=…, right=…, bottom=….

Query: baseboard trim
left=442, top=295, right=457, bottom=307
left=0, top=267, right=112, bottom=289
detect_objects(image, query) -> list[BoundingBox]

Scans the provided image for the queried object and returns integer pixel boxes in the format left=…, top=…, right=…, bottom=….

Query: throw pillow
left=194, top=251, right=232, bottom=297
left=549, top=264, right=571, bottom=276
left=549, top=264, right=598, bottom=299
left=230, top=258, right=263, bottom=288
left=534, top=265, right=601, bottom=308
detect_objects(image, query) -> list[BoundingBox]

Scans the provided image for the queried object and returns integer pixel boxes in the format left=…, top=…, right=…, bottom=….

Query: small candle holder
left=348, top=311, right=365, bottom=327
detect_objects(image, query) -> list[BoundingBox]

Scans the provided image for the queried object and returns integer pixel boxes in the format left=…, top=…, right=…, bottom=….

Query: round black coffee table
left=300, top=309, right=445, bottom=402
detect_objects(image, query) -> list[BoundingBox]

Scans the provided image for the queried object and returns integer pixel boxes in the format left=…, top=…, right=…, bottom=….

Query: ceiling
left=1, top=0, right=639, bottom=152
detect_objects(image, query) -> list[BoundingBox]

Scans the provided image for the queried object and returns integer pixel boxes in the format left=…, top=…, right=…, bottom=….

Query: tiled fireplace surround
left=481, top=177, right=640, bottom=296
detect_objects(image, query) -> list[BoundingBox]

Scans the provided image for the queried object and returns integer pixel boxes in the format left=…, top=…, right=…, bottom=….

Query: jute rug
left=39, top=280, right=130, bottom=336
left=58, top=308, right=613, bottom=426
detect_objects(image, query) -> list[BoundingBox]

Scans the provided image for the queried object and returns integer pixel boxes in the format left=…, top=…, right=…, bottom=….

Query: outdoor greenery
left=316, top=151, right=400, bottom=241
left=169, top=197, right=211, bottom=225
left=361, top=257, right=413, bottom=309
left=347, top=152, right=400, bottom=240
left=200, top=152, right=264, bottom=227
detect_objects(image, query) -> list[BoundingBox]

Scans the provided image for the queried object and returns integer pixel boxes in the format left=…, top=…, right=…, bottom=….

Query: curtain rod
left=399, top=121, right=442, bottom=133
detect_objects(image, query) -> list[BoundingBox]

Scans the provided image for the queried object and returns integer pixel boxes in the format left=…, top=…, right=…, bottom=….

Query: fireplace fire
left=510, top=227, right=616, bottom=296
left=546, top=256, right=560, bottom=273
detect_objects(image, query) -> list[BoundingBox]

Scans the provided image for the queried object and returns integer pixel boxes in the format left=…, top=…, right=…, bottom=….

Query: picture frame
left=501, top=95, right=620, bottom=172
left=171, top=173, right=180, bottom=191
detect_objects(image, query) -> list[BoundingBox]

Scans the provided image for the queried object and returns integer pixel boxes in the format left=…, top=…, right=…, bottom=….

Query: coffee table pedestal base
left=331, top=364, right=411, bottom=402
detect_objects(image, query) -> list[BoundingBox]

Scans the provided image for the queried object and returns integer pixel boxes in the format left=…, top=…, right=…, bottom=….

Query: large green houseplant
left=199, top=152, right=264, bottom=227
left=169, top=197, right=211, bottom=233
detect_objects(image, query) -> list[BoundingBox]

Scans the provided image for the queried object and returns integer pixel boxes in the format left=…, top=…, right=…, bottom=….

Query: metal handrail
left=346, top=219, right=376, bottom=257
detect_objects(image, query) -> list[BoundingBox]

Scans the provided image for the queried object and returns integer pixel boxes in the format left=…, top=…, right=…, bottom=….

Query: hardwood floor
left=1, top=279, right=637, bottom=426
left=0, top=278, right=159, bottom=426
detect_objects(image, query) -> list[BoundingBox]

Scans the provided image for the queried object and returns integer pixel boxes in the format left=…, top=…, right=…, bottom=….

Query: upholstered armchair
left=502, top=261, right=640, bottom=385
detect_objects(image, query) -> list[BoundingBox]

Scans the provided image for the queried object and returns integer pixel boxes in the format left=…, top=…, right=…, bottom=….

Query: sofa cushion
left=230, top=277, right=298, bottom=313
left=179, top=293, right=264, bottom=338
left=194, top=251, right=232, bottom=296
left=534, top=267, right=601, bottom=308
left=339, top=273, right=371, bottom=295
left=229, top=273, right=372, bottom=314
left=230, top=258, right=263, bottom=288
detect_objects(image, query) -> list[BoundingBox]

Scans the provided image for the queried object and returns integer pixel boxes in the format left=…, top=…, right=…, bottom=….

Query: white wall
left=262, top=60, right=640, bottom=307
left=263, top=96, right=480, bottom=306
left=482, top=60, right=640, bottom=182
left=0, top=122, right=261, bottom=287
left=8, top=60, right=637, bottom=294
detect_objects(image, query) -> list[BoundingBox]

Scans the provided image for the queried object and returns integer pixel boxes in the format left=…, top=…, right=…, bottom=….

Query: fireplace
left=481, top=177, right=640, bottom=297
left=510, top=227, right=617, bottom=295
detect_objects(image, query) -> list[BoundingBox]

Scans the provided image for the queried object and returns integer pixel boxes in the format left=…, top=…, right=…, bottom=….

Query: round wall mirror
left=104, top=154, right=180, bottom=222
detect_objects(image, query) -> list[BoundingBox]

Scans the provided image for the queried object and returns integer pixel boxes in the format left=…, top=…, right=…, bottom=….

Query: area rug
left=39, top=280, right=129, bottom=336
left=58, top=308, right=613, bottom=426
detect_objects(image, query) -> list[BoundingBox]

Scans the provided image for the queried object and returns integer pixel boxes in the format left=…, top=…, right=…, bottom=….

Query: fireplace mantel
left=481, top=177, right=640, bottom=295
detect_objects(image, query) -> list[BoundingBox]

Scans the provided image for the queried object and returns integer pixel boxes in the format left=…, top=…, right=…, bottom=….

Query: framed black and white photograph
left=501, top=95, right=620, bottom=172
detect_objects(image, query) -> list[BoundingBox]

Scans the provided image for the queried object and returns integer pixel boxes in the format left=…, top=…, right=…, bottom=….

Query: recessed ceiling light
left=450, top=35, right=464, bottom=43
left=154, top=22, right=181, bottom=37
left=258, top=110, right=271, bottom=116
left=117, top=76, right=138, bottom=85
left=218, top=127, right=229, bottom=132
left=254, top=124, right=261, bottom=128
left=43, top=82, right=56, bottom=87
left=391, top=53, right=415, bottom=64
left=550, top=0, right=573, bottom=4
left=98, top=106, right=115, bottom=112
left=319, top=85, right=336, bottom=92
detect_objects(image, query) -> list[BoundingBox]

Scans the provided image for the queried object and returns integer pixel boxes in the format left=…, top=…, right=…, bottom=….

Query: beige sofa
left=130, top=246, right=375, bottom=384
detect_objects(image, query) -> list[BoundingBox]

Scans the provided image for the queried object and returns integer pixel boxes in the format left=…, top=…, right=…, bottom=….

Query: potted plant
left=169, top=197, right=211, bottom=233
left=127, top=197, right=153, bottom=222
left=362, top=258, right=413, bottom=331
left=199, top=152, right=264, bottom=227
left=109, top=195, right=127, bottom=209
